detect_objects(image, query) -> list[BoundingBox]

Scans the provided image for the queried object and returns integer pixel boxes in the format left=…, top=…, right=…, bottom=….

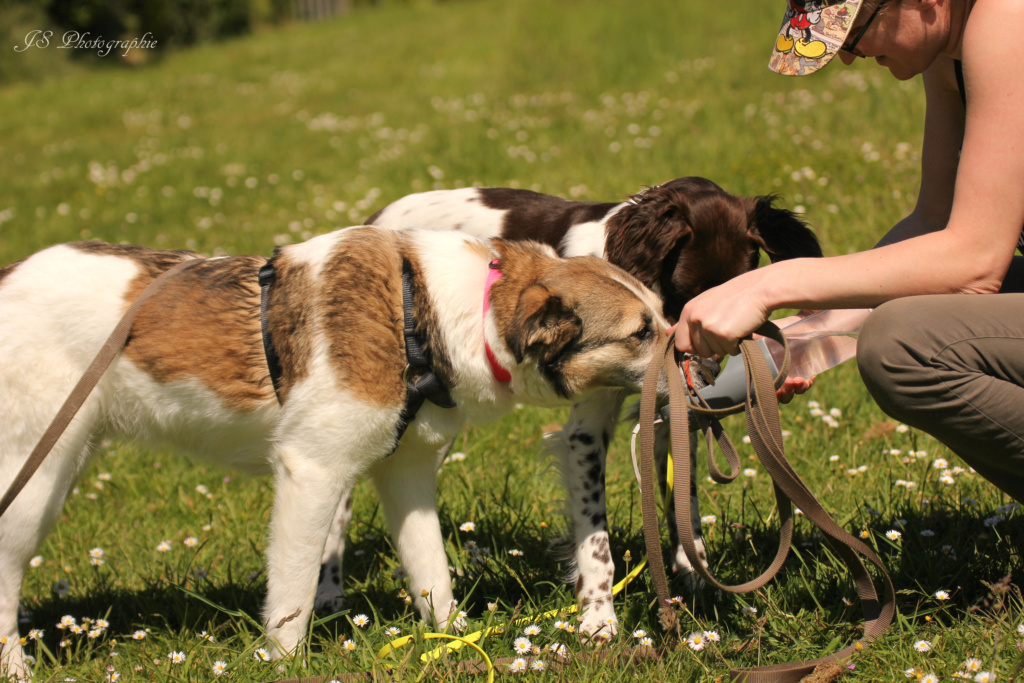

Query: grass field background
left=2, top=1, right=1022, bottom=680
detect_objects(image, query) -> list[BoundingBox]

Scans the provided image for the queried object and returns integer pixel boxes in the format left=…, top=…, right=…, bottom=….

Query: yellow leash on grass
left=374, top=557, right=648, bottom=677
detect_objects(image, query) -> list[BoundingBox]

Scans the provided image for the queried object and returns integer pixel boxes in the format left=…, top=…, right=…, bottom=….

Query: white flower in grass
left=508, top=549, right=523, bottom=557
left=212, top=661, right=228, bottom=676
left=829, top=455, right=840, bottom=462
left=459, top=522, right=476, bottom=532
left=184, top=537, right=199, bottom=548
left=549, top=642, right=568, bottom=658
left=531, top=659, right=546, bottom=672
left=385, top=626, right=401, bottom=638
left=704, top=630, right=720, bottom=642
left=29, top=556, right=43, bottom=568
left=935, top=590, right=950, bottom=601
left=53, top=580, right=70, bottom=597
left=392, top=566, right=407, bottom=581
left=742, top=606, right=758, bottom=616
left=808, top=401, right=820, bottom=410
left=913, top=639, right=932, bottom=652
left=932, top=458, right=949, bottom=469
left=157, top=540, right=172, bottom=552
left=254, top=648, right=270, bottom=661
left=984, top=515, right=1005, bottom=527
left=352, top=614, right=370, bottom=628
left=896, top=424, right=909, bottom=433
left=28, top=629, right=43, bottom=641
left=168, top=651, right=186, bottom=664
left=632, top=629, right=647, bottom=639
left=885, top=530, right=902, bottom=541
left=508, top=658, right=527, bottom=673
left=920, top=530, right=936, bottom=537
left=640, top=636, right=653, bottom=647
left=974, top=672, right=995, bottom=683
left=940, top=475, right=956, bottom=485
left=903, top=668, right=917, bottom=678
left=829, top=408, right=842, bottom=418
left=743, top=468, right=757, bottom=478
left=523, top=624, right=541, bottom=636
left=513, top=637, right=532, bottom=654
left=89, top=548, right=105, bottom=566
left=921, top=674, right=939, bottom=683
left=686, top=632, right=706, bottom=651
left=58, top=615, right=76, bottom=630
left=342, top=639, right=356, bottom=651
left=701, top=515, right=717, bottom=524
left=1018, top=623, right=1024, bottom=635
left=964, top=658, right=984, bottom=673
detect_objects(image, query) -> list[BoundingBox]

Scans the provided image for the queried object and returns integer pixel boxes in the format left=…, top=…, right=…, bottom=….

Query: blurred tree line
left=1, top=0, right=422, bottom=83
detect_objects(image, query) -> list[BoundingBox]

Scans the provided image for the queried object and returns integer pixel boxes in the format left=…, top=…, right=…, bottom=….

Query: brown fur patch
left=0, top=258, right=24, bottom=290
left=264, top=254, right=316, bottom=404
left=105, top=246, right=274, bottom=412
left=316, top=228, right=406, bottom=408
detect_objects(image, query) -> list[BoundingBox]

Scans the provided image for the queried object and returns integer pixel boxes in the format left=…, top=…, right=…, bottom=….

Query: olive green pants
left=857, top=294, right=1024, bottom=502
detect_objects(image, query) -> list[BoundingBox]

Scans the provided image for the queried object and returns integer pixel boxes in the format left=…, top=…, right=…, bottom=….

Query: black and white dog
left=310, top=177, right=822, bottom=639
left=0, top=228, right=672, bottom=676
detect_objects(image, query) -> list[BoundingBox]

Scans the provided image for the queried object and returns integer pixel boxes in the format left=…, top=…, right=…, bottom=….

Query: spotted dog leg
left=556, top=388, right=627, bottom=641
left=656, top=424, right=708, bottom=592
left=314, top=487, right=353, bottom=614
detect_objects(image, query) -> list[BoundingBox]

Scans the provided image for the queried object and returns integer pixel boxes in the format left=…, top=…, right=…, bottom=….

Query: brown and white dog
left=0, top=227, right=671, bottom=677
left=304, top=177, right=820, bottom=638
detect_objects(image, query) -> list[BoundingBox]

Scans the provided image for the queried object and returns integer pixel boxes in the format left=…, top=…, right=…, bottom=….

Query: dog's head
left=487, top=240, right=668, bottom=404
left=604, top=177, right=822, bottom=322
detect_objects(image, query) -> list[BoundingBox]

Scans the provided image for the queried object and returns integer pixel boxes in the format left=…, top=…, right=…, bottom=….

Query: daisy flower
left=183, top=537, right=198, bottom=548
left=742, top=606, right=758, bottom=616
left=89, top=548, right=105, bottom=566
left=686, top=632, right=706, bottom=651
left=523, top=624, right=541, bottom=636
left=701, top=515, right=717, bottom=524
left=703, top=630, right=720, bottom=642
left=935, top=590, right=950, bottom=601
left=904, top=668, right=918, bottom=679
left=921, top=674, right=939, bottom=683
left=168, top=651, right=186, bottom=664
left=640, top=637, right=653, bottom=648
left=896, top=424, right=910, bottom=433
left=29, top=556, right=42, bottom=568
left=459, top=522, right=476, bottom=532
left=913, top=639, right=932, bottom=652
left=932, top=458, right=949, bottom=470
left=212, top=661, right=228, bottom=676
left=513, top=637, right=532, bottom=654
left=57, top=615, right=76, bottom=629
left=156, top=540, right=172, bottom=552
left=920, top=530, right=936, bottom=537
left=132, top=630, right=147, bottom=640
left=548, top=642, right=568, bottom=658
left=508, top=549, right=524, bottom=556
left=963, top=659, right=983, bottom=673
left=385, top=626, right=401, bottom=637
left=352, top=614, right=370, bottom=628
left=53, top=580, right=70, bottom=597
left=632, top=629, right=647, bottom=639
left=885, top=530, right=902, bottom=541
left=508, top=658, right=527, bottom=673
left=392, top=566, right=407, bottom=581
left=254, top=648, right=270, bottom=661
left=829, top=455, right=840, bottom=462
left=28, top=629, right=43, bottom=641
left=342, top=639, right=356, bottom=651
left=530, top=660, right=546, bottom=672
left=743, top=468, right=757, bottom=478
left=974, top=673, right=995, bottom=683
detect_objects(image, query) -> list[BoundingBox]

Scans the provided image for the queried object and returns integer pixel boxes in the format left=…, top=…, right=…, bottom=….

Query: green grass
left=2, top=0, right=1023, bottom=680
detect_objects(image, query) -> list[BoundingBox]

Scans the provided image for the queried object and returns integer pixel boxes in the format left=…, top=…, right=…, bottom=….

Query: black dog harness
left=258, top=258, right=455, bottom=455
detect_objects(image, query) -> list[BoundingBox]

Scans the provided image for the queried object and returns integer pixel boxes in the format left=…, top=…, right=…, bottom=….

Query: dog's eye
left=631, top=324, right=653, bottom=343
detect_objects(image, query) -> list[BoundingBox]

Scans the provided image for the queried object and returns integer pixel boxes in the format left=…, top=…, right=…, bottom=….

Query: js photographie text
left=14, top=30, right=158, bottom=57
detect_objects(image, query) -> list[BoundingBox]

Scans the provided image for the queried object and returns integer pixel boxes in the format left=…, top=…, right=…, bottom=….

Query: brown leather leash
left=637, top=322, right=895, bottom=682
left=0, top=256, right=206, bottom=519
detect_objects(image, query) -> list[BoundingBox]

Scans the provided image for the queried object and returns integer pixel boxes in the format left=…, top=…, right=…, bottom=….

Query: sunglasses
left=841, top=0, right=889, bottom=58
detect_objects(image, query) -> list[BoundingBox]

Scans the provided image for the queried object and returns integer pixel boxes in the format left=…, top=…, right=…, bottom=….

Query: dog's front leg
left=557, top=389, right=626, bottom=642
left=370, top=442, right=461, bottom=630
left=264, top=447, right=354, bottom=658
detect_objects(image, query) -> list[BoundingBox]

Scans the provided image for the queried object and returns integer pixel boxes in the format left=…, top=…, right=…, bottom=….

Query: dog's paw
left=577, top=605, right=618, bottom=644
left=313, top=589, right=346, bottom=615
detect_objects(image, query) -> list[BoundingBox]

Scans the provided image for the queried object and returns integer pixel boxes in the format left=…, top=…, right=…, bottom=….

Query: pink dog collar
left=483, top=259, right=512, bottom=383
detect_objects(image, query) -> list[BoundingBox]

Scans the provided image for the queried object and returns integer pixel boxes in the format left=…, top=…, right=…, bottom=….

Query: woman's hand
left=671, top=270, right=773, bottom=358
left=776, top=375, right=814, bottom=403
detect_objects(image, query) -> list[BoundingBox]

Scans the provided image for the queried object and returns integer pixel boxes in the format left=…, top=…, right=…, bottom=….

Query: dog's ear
left=506, top=284, right=581, bottom=365
left=751, top=195, right=823, bottom=262
left=606, top=199, right=692, bottom=293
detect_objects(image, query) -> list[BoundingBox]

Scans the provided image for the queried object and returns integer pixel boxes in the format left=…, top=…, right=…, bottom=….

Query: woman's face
left=837, top=0, right=950, bottom=80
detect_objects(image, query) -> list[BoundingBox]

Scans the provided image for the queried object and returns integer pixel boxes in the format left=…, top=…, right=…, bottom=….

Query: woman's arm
left=675, top=0, right=1024, bottom=358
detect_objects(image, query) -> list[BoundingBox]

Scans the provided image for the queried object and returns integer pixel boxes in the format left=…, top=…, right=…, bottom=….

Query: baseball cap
left=768, top=0, right=865, bottom=76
